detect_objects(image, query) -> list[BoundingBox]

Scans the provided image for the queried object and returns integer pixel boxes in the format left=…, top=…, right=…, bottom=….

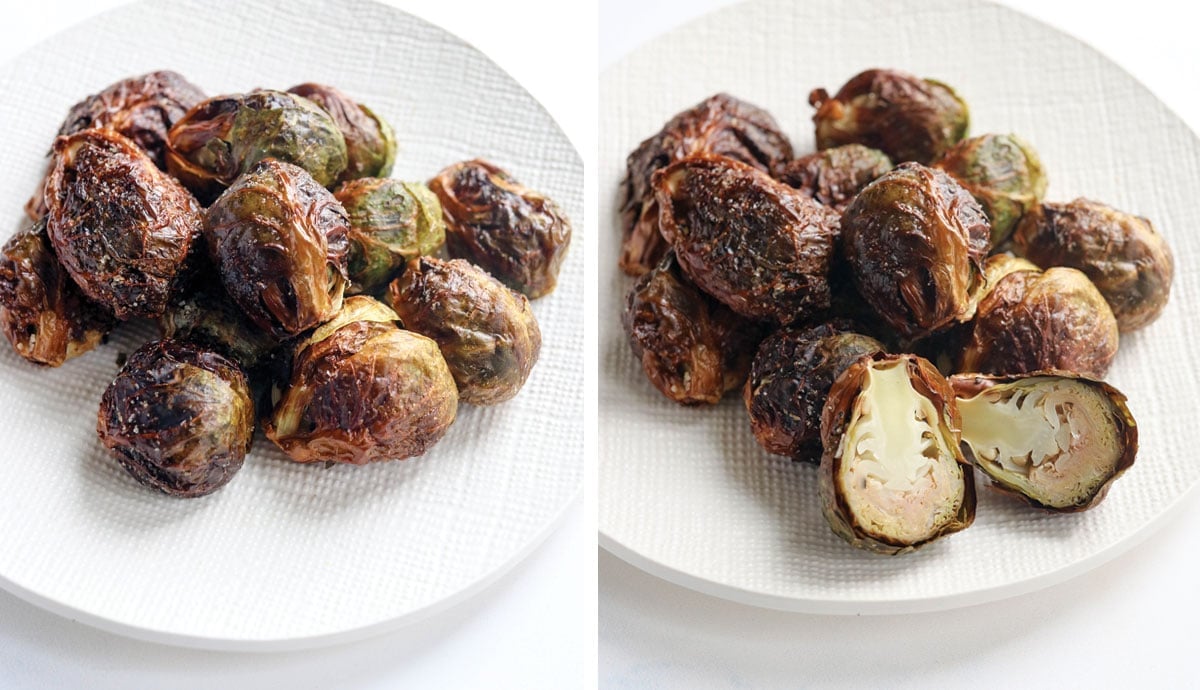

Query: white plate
left=0, top=0, right=583, bottom=649
left=600, top=0, right=1200, bottom=613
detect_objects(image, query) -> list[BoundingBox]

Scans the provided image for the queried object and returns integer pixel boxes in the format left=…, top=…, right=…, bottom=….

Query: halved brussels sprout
left=96, top=339, right=254, bottom=498
left=287, top=83, right=396, bottom=183
left=1014, top=198, right=1174, bottom=332
left=820, top=353, right=975, bottom=555
left=334, top=178, right=445, bottom=295
left=778, top=144, right=893, bottom=211
left=951, top=372, right=1137, bottom=511
left=934, top=133, right=1047, bottom=245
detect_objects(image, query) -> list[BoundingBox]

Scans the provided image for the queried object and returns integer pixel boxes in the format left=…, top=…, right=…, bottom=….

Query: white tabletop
left=0, top=1, right=591, bottom=688
left=599, top=0, right=1200, bottom=687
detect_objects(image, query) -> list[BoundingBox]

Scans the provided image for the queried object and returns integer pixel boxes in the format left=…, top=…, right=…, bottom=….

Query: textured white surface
left=600, top=0, right=1200, bottom=611
left=0, top=0, right=584, bottom=646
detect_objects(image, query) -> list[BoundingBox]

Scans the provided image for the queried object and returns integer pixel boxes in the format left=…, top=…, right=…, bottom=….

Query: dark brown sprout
left=264, top=296, right=458, bottom=464
left=430, top=159, right=571, bottom=299
left=287, top=83, right=396, bottom=183
left=158, top=282, right=279, bottom=373
left=0, top=220, right=114, bottom=366
left=204, top=158, right=350, bottom=339
left=778, top=144, right=893, bottom=212
left=951, top=372, right=1137, bottom=512
left=620, top=93, right=794, bottom=275
left=654, top=154, right=841, bottom=325
left=934, top=133, right=1047, bottom=245
left=388, top=257, right=540, bottom=405
left=96, top=339, right=254, bottom=498
left=1014, top=198, right=1174, bottom=332
left=744, top=321, right=884, bottom=463
left=820, top=353, right=975, bottom=555
left=334, top=178, right=445, bottom=295
left=623, top=251, right=765, bottom=405
left=45, top=129, right=202, bottom=320
left=810, top=68, right=969, bottom=165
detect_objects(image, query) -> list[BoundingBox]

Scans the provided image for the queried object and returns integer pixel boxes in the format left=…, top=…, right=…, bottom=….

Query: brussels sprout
left=620, top=93, right=794, bottom=276
left=388, top=257, right=540, bottom=405
left=45, top=129, right=202, bottom=320
left=1014, top=198, right=1174, bottom=332
left=934, top=134, right=1047, bottom=245
left=430, top=159, right=571, bottom=299
left=744, top=321, right=884, bottom=462
left=778, top=144, right=893, bottom=211
left=951, top=372, right=1137, bottom=511
left=623, top=251, right=765, bottom=405
left=0, top=220, right=114, bottom=366
left=204, top=159, right=350, bottom=338
left=841, top=162, right=990, bottom=338
left=25, top=70, right=206, bottom=222
left=265, top=296, right=458, bottom=464
left=958, top=267, right=1118, bottom=378
left=809, top=69, right=969, bottom=165
left=819, top=353, right=975, bottom=555
left=96, top=339, right=254, bottom=498
left=287, top=83, right=396, bottom=183
left=158, top=283, right=279, bottom=372
left=654, top=154, right=841, bottom=324
left=334, top=178, right=445, bottom=294
left=166, top=90, right=348, bottom=203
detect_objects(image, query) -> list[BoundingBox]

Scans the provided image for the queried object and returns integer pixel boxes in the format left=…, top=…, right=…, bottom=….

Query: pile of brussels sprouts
left=620, top=69, right=1168, bottom=555
left=0, top=70, right=571, bottom=498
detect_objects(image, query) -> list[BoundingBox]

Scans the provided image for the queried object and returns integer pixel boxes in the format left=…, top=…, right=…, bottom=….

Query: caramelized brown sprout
left=430, top=159, right=571, bottom=299
left=334, top=178, right=445, bottom=295
left=778, top=144, right=893, bottom=211
left=287, top=83, right=396, bottom=183
left=655, top=154, right=841, bottom=324
left=0, top=220, right=114, bottom=366
left=158, top=283, right=279, bottom=372
left=958, top=267, right=1118, bottom=378
left=204, top=159, right=349, bottom=339
left=26, top=70, right=206, bottom=222
left=96, top=339, right=254, bottom=498
left=820, top=353, right=975, bottom=555
left=934, top=134, right=1047, bottom=245
left=388, top=257, right=540, bottom=405
left=951, top=372, right=1137, bottom=511
left=810, top=69, right=969, bottom=165
left=623, top=252, right=765, bottom=405
left=841, top=162, right=990, bottom=338
left=1014, top=198, right=1174, bottom=332
left=977, top=253, right=1040, bottom=301
left=620, top=93, right=794, bottom=275
left=45, top=129, right=201, bottom=320
left=265, top=296, right=458, bottom=464
left=166, top=90, right=347, bottom=203
left=744, top=321, right=884, bottom=462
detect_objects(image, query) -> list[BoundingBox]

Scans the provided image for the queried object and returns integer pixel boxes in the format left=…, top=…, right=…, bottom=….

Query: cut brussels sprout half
left=951, top=373, right=1137, bottom=511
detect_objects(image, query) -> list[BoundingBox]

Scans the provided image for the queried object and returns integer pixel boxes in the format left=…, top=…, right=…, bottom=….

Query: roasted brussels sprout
left=287, top=83, right=396, bottom=183
left=1014, top=198, right=1174, bottom=332
left=654, top=154, right=841, bottom=324
left=158, top=283, right=279, bottom=372
left=45, top=129, right=201, bottom=320
left=166, top=90, right=348, bottom=203
left=951, top=372, right=1137, bottom=511
left=778, top=144, right=893, bottom=211
left=620, top=93, right=794, bottom=275
left=934, top=134, right=1046, bottom=245
left=841, top=162, right=990, bottom=338
left=96, top=339, right=254, bottom=498
left=623, top=251, right=765, bottom=405
left=388, top=257, right=540, bottom=405
left=809, top=69, right=969, bottom=165
left=430, top=159, right=571, bottom=299
left=25, top=70, right=206, bottom=222
left=265, top=296, right=458, bottom=464
left=744, top=321, right=884, bottom=462
left=204, top=158, right=350, bottom=338
left=819, top=353, right=975, bottom=555
left=334, top=178, right=445, bottom=294
left=0, top=220, right=114, bottom=366
left=958, top=267, right=1118, bottom=378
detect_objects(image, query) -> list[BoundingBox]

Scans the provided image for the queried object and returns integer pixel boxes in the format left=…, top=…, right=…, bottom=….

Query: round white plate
left=600, top=0, right=1200, bottom=613
left=0, top=0, right=583, bottom=649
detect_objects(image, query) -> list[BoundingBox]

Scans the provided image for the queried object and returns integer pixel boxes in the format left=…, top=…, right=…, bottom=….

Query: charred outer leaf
left=778, top=144, right=893, bottom=212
